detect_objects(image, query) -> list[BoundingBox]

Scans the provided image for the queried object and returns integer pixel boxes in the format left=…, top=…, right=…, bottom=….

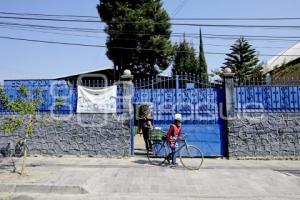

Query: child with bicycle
left=166, top=113, right=182, bottom=167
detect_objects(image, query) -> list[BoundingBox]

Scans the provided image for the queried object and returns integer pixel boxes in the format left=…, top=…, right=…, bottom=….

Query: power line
left=2, top=26, right=299, bottom=51
left=170, top=23, right=300, bottom=29
left=0, top=11, right=99, bottom=19
left=0, top=21, right=300, bottom=42
left=0, top=26, right=106, bottom=39
left=0, top=21, right=102, bottom=33
left=172, top=0, right=190, bottom=17
left=202, top=43, right=300, bottom=50
left=0, top=16, right=100, bottom=23
left=0, top=35, right=106, bottom=48
left=171, top=17, right=300, bottom=21
left=1, top=15, right=300, bottom=29
left=0, top=20, right=299, bottom=39
left=201, top=36, right=300, bottom=42
left=2, top=11, right=300, bottom=21
left=191, top=33, right=300, bottom=39
left=1, top=23, right=299, bottom=41
left=0, top=35, right=300, bottom=57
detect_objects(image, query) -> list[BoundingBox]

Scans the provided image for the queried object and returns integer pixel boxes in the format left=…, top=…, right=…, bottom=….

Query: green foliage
left=271, top=58, right=300, bottom=79
left=172, top=39, right=198, bottom=74
left=0, top=87, right=9, bottom=107
left=97, top=0, right=173, bottom=78
left=251, top=63, right=264, bottom=80
left=33, top=87, right=42, bottom=99
left=0, top=85, right=43, bottom=137
left=172, top=31, right=208, bottom=78
left=198, top=29, right=208, bottom=79
left=54, top=97, right=65, bottom=108
left=0, top=117, right=23, bottom=134
left=222, top=37, right=261, bottom=79
left=25, top=122, right=33, bottom=137
left=0, top=85, right=44, bottom=175
left=7, top=99, right=36, bottom=115
left=17, top=84, right=29, bottom=97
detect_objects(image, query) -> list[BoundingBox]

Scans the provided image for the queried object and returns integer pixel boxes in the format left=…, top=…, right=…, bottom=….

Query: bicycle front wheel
left=147, top=141, right=168, bottom=166
left=179, top=145, right=204, bottom=170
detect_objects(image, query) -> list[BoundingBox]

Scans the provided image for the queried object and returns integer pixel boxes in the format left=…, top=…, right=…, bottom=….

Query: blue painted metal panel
left=235, top=85, right=300, bottom=112
left=133, top=86, right=225, bottom=156
left=133, top=88, right=223, bottom=124
left=1, top=80, right=124, bottom=114
left=1, top=80, right=76, bottom=113
left=153, top=123, right=225, bottom=156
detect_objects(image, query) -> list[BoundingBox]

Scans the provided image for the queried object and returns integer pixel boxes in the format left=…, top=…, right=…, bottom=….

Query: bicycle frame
left=162, top=135, right=189, bottom=163
left=149, top=133, right=204, bottom=169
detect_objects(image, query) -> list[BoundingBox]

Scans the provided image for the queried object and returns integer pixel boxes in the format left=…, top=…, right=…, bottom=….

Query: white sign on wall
left=77, top=85, right=117, bottom=113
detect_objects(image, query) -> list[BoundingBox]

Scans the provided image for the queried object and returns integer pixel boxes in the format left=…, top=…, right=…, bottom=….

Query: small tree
left=251, top=62, right=264, bottom=80
left=0, top=85, right=43, bottom=175
left=222, top=37, right=261, bottom=79
left=172, top=39, right=198, bottom=74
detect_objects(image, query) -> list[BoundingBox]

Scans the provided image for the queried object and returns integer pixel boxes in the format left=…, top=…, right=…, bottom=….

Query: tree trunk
left=20, top=139, right=27, bottom=176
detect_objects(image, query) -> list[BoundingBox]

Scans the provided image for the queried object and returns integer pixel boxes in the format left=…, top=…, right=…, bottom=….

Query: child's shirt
left=166, top=124, right=182, bottom=148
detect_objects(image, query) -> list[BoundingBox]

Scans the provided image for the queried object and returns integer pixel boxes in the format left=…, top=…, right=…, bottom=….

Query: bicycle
left=147, top=129, right=204, bottom=170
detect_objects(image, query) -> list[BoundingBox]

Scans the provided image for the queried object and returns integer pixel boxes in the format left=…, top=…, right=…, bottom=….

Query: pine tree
left=172, top=37, right=198, bottom=74
left=198, top=29, right=208, bottom=79
left=222, top=37, right=260, bottom=79
left=97, top=0, right=173, bottom=79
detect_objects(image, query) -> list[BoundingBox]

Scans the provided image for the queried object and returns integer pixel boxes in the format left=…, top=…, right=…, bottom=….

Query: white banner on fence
left=77, top=85, right=117, bottom=113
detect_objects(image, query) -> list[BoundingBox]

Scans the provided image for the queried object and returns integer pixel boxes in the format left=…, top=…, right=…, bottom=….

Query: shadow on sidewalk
left=131, top=159, right=149, bottom=165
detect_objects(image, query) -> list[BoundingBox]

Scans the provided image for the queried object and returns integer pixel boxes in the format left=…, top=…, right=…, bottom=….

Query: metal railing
left=234, top=77, right=300, bottom=112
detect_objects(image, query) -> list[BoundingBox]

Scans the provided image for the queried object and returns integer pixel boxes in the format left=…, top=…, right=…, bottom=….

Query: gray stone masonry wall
left=228, top=113, right=300, bottom=159
left=0, top=113, right=131, bottom=157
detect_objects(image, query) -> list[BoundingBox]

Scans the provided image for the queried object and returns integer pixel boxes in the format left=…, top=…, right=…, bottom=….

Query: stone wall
left=0, top=113, right=131, bottom=157
left=228, top=113, right=300, bottom=159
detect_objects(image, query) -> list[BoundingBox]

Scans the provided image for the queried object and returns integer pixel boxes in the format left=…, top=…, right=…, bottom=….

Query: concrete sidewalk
left=0, top=156, right=299, bottom=200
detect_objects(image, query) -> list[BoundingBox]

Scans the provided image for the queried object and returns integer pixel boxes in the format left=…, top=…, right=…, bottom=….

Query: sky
left=0, top=0, right=299, bottom=83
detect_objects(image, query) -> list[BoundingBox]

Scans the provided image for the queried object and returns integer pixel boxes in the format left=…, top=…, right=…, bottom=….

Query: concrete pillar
left=121, top=69, right=134, bottom=113
left=222, top=68, right=235, bottom=158
left=223, top=68, right=235, bottom=119
left=120, top=70, right=134, bottom=156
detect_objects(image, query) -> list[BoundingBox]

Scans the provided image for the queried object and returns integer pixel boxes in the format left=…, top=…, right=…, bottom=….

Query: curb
left=0, top=184, right=88, bottom=194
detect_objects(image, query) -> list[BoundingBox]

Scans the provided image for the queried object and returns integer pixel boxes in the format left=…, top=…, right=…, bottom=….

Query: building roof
left=263, top=42, right=300, bottom=74
left=56, top=67, right=173, bottom=80
left=55, top=67, right=114, bottom=80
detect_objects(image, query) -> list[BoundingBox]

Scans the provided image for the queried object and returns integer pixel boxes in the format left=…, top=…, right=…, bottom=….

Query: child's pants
left=171, top=147, right=176, bottom=164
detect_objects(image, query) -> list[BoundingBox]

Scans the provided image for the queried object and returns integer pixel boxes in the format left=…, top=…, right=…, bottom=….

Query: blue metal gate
left=133, top=74, right=225, bottom=157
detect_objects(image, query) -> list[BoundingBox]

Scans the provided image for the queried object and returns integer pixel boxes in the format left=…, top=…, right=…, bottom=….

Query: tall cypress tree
left=222, top=37, right=260, bottom=79
left=198, top=28, right=208, bottom=78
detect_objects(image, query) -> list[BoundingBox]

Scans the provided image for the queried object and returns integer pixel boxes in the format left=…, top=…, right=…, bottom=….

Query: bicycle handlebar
left=179, top=133, right=187, bottom=141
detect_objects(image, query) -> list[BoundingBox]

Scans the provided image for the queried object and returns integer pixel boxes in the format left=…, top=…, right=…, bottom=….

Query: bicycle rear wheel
left=147, top=141, right=168, bottom=166
left=179, top=145, right=204, bottom=170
